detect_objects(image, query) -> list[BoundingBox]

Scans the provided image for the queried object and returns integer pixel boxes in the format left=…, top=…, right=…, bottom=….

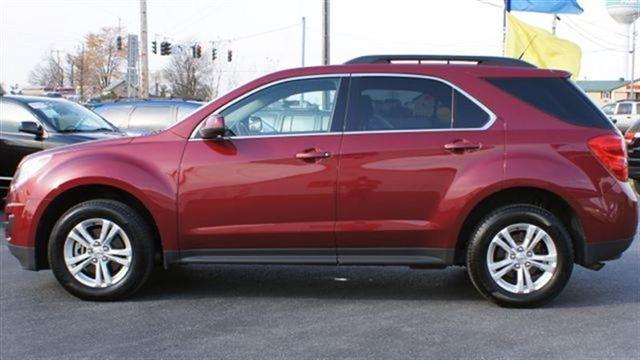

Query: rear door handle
left=444, top=140, right=482, bottom=153
left=295, top=149, right=332, bottom=162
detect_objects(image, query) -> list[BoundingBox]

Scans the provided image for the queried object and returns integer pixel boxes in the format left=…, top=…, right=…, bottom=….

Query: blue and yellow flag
left=506, top=0, right=583, bottom=14
left=506, top=13, right=581, bottom=78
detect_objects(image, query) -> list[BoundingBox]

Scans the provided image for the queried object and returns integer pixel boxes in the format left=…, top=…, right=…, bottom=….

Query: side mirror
left=19, top=121, right=44, bottom=138
left=199, top=114, right=226, bottom=139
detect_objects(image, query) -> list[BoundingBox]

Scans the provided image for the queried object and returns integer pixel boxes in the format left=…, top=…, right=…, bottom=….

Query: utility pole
left=631, top=21, right=637, bottom=100
left=301, top=16, right=306, bottom=67
left=552, top=15, right=558, bottom=35
left=140, top=0, right=149, bottom=98
left=322, top=0, right=330, bottom=65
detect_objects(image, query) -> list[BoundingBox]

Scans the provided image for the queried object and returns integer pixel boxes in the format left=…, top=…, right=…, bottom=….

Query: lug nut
left=103, top=246, right=109, bottom=252
left=525, top=262, right=531, bottom=267
left=526, top=251, right=533, bottom=257
left=509, top=254, right=516, bottom=260
left=88, top=249, right=93, bottom=254
left=514, top=263, right=521, bottom=269
left=102, top=256, right=108, bottom=262
left=91, top=258, right=98, bottom=263
left=517, top=247, right=524, bottom=252
left=93, top=241, right=100, bottom=247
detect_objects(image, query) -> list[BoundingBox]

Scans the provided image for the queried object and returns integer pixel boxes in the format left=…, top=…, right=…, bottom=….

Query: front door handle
left=295, top=149, right=332, bottom=162
left=444, top=140, right=482, bottom=153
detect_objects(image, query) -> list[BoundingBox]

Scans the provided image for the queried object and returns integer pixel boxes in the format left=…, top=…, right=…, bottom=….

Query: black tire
left=466, top=205, right=573, bottom=308
left=48, top=199, right=155, bottom=301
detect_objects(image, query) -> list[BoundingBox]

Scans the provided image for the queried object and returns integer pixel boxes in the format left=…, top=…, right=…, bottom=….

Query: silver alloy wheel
left=486, top=223, right=558, bottom=294
left=63, top=218, right=132, bottom=288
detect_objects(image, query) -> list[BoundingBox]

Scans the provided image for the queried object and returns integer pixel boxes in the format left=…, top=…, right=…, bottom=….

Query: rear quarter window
left=485, top=77, right=615, bottom=130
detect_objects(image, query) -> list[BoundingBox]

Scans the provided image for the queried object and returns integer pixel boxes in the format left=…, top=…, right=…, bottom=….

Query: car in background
left=601, top=101, right=640, bottom=132
left=0, top=95, right=126, bottom=198
left=89, top=99, right=203, bottom=134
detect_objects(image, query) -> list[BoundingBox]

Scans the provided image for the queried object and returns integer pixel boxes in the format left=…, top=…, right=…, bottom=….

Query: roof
left=2, top=95, right=70, bottom=104
left=575, top=80, right=629, bottom=92
left=90, top=99, right=203, bottom=109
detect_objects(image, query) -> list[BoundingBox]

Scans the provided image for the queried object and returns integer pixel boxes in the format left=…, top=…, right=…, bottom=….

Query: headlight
left=12, top=155, right=51, bottom=188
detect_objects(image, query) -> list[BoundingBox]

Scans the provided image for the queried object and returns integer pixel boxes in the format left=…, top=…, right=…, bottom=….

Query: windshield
left=27, top=100, right=117, bottom=132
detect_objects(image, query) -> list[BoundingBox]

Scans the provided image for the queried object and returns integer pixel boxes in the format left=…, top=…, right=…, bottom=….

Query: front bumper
left=583, top=237, right=634, bottom=265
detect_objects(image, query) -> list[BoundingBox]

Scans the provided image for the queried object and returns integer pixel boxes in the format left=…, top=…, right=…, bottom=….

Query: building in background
left=576, top=79, right=640, bottom=106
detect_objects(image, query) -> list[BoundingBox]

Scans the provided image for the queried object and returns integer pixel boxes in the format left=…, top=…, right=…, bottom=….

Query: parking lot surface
left=1, top=213, right=639, bottom=359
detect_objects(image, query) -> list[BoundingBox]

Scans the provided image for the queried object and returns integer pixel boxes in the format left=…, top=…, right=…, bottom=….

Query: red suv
left=4, top=55, right=637, bottom=307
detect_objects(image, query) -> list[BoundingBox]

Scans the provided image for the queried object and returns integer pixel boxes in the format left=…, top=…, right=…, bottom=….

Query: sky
left=0, top=0, right=637, bottom=94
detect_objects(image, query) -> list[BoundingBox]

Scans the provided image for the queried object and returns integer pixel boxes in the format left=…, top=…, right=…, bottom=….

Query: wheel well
left=34, top=185, right=162, bottom=270
left=454, top=187, right=585, bottom=265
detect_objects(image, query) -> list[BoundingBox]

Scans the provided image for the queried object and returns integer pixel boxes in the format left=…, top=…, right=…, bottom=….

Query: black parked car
left=89, top=99, right=203, bottom=134
left=0, top=95, right=126, bottom=197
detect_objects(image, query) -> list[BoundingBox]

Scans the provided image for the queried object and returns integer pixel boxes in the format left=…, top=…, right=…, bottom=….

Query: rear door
left=336, top=74, right=504, bottom=265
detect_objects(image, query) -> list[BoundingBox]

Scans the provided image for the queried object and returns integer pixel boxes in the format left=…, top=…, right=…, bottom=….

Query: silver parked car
left=602, top=101, right=640, bottom=132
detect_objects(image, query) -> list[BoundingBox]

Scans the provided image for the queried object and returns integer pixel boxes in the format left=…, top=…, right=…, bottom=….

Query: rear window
left=485, top=77, right=615, bottom=130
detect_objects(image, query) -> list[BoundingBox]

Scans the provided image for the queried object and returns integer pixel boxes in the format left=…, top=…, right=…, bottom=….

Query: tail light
left=587, top=134, right=628, bottom=182
left=624, top=130, right=638, bottom=145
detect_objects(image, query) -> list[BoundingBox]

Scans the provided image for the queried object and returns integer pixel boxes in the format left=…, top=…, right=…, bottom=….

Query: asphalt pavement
left=1, top=212, right=638, bottom=359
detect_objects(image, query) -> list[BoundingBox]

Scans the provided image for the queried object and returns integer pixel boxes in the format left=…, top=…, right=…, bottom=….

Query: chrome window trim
left=0, top=176, right=13, bottom=181
left=189, top=74, right=350, bottom=139
left=188, top=72, right=497, bottom=140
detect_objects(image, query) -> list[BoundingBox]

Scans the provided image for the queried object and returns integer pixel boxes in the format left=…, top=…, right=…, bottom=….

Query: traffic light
left=160, top=41, right=172, bottom=56
left=211, top=48, right=217, bottom=61
left=116, top=36, right=122, bottom=50
left=191, top=44, right=202, bottom=58
left=152, top=41, right=157, bottom=54
left=227, top=50, right=232, bottom=62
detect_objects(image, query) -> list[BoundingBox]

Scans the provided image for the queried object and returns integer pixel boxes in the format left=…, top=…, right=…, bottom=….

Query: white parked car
left=602, top=101, right=640, bottom=132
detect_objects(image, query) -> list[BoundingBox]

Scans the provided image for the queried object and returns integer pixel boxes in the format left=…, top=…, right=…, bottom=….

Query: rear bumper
left=7, top=244, right=37, bottom=271
left=583, top=237, right=634, bottom=265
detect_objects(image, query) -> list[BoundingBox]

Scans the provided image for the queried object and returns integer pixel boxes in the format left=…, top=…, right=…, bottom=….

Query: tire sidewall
left=48, top=201, right=152, bottom=300
left=469, top=207, right=573, bottom=307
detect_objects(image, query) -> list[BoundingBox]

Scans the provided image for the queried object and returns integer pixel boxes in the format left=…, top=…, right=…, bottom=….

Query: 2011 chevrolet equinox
left=3, top=55, right=637, bottom=307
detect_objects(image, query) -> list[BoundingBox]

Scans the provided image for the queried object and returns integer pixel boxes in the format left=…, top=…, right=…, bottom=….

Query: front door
left=0, top=99, right=45, bottom=192
left=178, top=76, right=348, bottom=263
left=336, top=75, right=504, bottom=265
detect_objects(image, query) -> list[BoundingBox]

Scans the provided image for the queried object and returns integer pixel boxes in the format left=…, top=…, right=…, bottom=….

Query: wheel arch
left=454, top=186, right=586, bottom=266
left=34, top=184, right=163, bottom=270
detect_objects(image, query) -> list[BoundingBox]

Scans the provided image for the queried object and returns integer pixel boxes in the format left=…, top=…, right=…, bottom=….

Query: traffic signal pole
left=140, top=0, right=149, bottom=98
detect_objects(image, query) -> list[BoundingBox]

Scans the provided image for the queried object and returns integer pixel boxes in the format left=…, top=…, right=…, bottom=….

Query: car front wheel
left=48, top=199, right=155, bottom=301
left=466, top=205, right=574, bottom=308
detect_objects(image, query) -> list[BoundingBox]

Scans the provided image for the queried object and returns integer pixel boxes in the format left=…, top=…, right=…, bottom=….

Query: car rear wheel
left=466, top=205, right=573, bottom=308
left=48, top=200, right=155, bottom=301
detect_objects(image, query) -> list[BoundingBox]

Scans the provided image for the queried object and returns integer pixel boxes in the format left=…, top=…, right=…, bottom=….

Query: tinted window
left=618, top=103, right=632, bottom=115
left=93, top=105, right=133, bottom=129
left=347, top=77, right=490, bottom=131
left=219, top=78, right=341, bottom=137
left=486, top=78, right=615, bottom=130
left=128, top=106, right=174, bottom=132
left=0, top=100, right=39, bottom=133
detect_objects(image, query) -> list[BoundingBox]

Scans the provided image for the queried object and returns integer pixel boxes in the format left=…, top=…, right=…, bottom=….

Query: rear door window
left=486, top=77, right=616, bottom=130
left=346, top=76, right=491, bottom=131
left=128, top=106, right=174, bottom=132
left=93, top=105, right=133, bottom=129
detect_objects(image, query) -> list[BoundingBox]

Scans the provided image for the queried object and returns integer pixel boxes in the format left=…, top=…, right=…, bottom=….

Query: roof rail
left=344, top=55, right=536, bottom=68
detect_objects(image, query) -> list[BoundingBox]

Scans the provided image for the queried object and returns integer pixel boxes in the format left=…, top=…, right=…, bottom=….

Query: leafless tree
left=28, top=53, right=65, bottom=87
left=163, top=52, right=212, bottom=100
